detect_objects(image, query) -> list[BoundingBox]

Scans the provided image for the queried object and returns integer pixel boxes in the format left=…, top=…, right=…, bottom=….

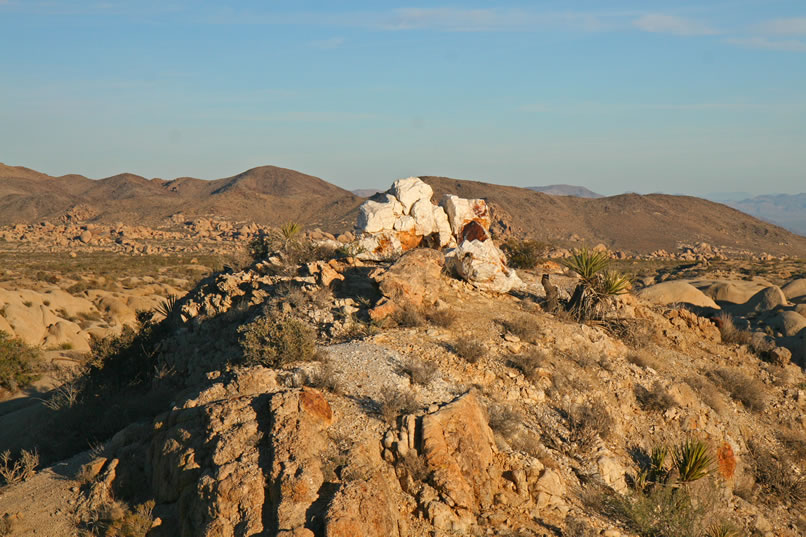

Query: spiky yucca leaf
left=155, top=294, right=180, bottom=324
left=673, top=439, right=714, bottom=483
left=597, top=270, right=631, bottom=296
left=280, top=222, right=301, bottom=241
left=562, top=248, right=611, bottom=283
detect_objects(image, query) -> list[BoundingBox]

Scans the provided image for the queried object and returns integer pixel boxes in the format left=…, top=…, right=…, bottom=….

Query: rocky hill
left=0, top=164, right=362, bottom=230
left=419, top=176, right=806, bottom=257
left=1, top=180, right=806, bottom=537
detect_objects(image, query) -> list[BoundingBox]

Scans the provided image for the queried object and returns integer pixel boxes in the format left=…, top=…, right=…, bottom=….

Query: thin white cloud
left=725, top=37, right=806, bottom=52
left=633, top=14, right=718, bottom=36
left=519, top=101, right=787, bottom=113
left=378, top=8, right=612, bottom=32
left=310, top=37, right=345, bottom=49
left=757, top=17, right=806, bottom=35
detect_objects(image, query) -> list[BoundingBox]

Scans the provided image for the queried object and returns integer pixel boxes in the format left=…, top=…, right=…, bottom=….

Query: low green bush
left=0, top=331, right=41, bottom=392
left=238, top=312, right=318, bottom=367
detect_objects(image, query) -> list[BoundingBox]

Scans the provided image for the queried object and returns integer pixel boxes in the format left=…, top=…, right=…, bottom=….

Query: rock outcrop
left=355, top=177, right=521, bottom=293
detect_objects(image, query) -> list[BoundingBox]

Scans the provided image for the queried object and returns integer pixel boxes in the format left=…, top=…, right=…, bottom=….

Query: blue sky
left=1, top=1, right=804, bottom=195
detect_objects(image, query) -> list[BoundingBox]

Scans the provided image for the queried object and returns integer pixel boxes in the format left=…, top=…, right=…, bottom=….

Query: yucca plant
left=673, top=439, right=714, bottom=484
left=562, top=248, right=611, bottom=284
left=155, top=294, right=181, bottom=325
left=596, top=269, right=632, bottom=296
left=280, top=221, right=301, bottom=242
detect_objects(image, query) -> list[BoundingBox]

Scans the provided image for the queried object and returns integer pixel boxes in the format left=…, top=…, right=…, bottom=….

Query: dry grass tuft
left=498, top=314, right=541, bottom=343
left=506, top=349, right=546, bottom=381
left=684, top=375, right=726, bottom=414
left=379, top=389, right=419, bottom=423
left=635, top=382, right=677, bottom=412
left=710, top=368, right=767, bottom=412
left=400, top=360, right=439, bottom=386
left=747, top=441, right=806, bottom=506
left=567, top=401, right=614, bottom=451
left=425, top=307, right=457, bottom=328
left=0, top=449, right=39, bottom=485
left=453, top=339, right=486, bottom=363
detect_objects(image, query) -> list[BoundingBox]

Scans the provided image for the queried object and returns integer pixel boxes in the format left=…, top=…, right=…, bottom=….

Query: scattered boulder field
left=0, top=176, right=805, bottom=537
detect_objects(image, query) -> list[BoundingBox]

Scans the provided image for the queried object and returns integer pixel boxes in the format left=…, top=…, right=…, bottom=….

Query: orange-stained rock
left=717, top=442, right=736, bottom=480
left=420, top=393, right=499, bottom=511
left=325, top=475, right=403, bottom=537
left=371, top=248, right=446, bottom=320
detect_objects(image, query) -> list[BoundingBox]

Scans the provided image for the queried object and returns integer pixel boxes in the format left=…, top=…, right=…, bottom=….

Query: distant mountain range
left=2, top=163, right=805, bottom=255
left=722, top=193, right=806, bottom=236
left=703, top=192, right=806, bottom=236
left=0, top=163, right=362, bottom=230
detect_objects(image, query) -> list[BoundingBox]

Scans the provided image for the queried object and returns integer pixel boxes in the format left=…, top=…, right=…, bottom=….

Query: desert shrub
left=0, top=449, right=39, bottom=485
left=635, top=382, right=676, bottom=412
left=684, top=376, right=726, bottom=414
left=747, top=440, right=806, bottom=506
left=585, top=440, right=720, bottom=537
left=0, top=331, right=41, bottom=392
left=606, top=318, right=656, bottom=349
left=81, top=500, right=154, bottom=537
left=306, top=359, right=342, bottom=394
left=715, top=312, right=753, bottom=346
left=498, top=314, right=540, bottom=342
left=453, top=339, right=485, bottom=363
left=506, top=349, right=545, bottom=381
left=487, top=403, right=523, bottom=440
left=567, top=401, right=613, bottom=450
left=626, top=352, right=659, bottom=370
left=398, top=453, right=430, bottom=483
left=710, top=368, right=766, bottom=412
left=501, top=238, right=547, bottom=269
left=379, top=388, right=419, bottom=422
left=425, top=307, right=457, bottom=328
left=400, top=360, right=439, bottom=386
left=339, top=316, right=379, bottom=341
left=238, top=312, right=318, bottom=367
left=615, top=485, right=704, bottom=537
left=394, top=303, right=426, bottom=328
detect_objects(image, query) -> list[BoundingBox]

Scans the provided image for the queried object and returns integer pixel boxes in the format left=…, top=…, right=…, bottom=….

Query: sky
left=1, top=1, right=805, bottom=196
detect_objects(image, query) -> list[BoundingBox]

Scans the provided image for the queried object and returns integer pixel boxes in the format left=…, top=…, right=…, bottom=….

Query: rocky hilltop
left=0, top=178, right=805, bottom=537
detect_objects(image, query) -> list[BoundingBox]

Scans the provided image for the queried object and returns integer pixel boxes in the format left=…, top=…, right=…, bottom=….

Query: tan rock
left=421, top=393, right=499, bottom=512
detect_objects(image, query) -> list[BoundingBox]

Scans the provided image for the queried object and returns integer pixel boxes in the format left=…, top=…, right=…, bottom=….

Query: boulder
left=448, top=240, right=522, bottom=293
left=440, top=195, right=491, bottom=237
left=700, top=281, right=766, bottom=304
left=374, top=249, right=445, bottom=309
left=767, top=311, right=806, bottom=337
left=357, top=196, right=402, bottom=234
left=782, top=278, right=806, bottom=301
left=390, top=177, right=433, bottom=214
left=743, top=286, right=788, bottom=313
left=637, top=281, right=719, bottom=309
